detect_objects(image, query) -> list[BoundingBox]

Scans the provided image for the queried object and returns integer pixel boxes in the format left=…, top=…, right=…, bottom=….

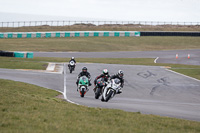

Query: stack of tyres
left=0, top=51, right=34, bottom=58
left=0, top=51, right=14, bottom=57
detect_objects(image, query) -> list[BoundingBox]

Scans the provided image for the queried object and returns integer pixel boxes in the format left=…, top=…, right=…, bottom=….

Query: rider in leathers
left=76, top=67, right=92, bottom=90
left=110, top=70, right=124, bottom=94
left=68, top=57, right=76, bottom=68
left=93, top=69, right=110, bottom=92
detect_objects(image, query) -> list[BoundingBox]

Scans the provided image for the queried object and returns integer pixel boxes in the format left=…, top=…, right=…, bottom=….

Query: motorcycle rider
left=68, top=57, right=76, bottom=68
left=110, top=70, right=124, bottom=94
left=76, top=67, right=92, bottom=90
left=93, top=69, right=110, bottom=92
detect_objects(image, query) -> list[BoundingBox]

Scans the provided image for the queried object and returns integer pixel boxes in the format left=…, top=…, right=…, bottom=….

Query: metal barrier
left=0, top=31, right=141, bottom=38
left=1, top=31, right=200, bottom=38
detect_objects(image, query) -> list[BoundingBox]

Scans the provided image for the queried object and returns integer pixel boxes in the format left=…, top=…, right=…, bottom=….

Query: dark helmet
left=82, top=67, right=87, bottom=73
left=118, top=70, right=124, bottom=78
left=103, top=69, right=109, bottom=76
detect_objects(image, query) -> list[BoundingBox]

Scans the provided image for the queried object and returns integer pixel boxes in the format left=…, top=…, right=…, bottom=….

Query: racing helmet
left=71, top=57, right=75, bottom=60
left=118, top=70, right=124, bottom=78
left=82, top=67, right=87, bottom=73
left=103, top=69, right=109, bottom=75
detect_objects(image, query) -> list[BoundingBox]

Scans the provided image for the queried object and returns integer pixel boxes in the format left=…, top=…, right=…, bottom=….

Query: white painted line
left=166, top=69, right=200, bottom=82
left=154, top=57, right=159, bottom=63
left=46, top=63, right=55, bottom=71
left=63, top=63, right=80, bottom=105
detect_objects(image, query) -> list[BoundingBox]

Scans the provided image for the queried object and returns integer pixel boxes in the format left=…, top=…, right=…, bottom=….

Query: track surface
left=34, top=49, right=200, bottom=65
left=1, top=49, right=200, bottom=121
left=1, top=62, right=200, bottom=121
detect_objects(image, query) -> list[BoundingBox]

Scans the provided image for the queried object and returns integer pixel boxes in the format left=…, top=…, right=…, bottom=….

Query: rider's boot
left=117, top=89, right=122, bottom=94
left=93, top=86, right=97, bottom=92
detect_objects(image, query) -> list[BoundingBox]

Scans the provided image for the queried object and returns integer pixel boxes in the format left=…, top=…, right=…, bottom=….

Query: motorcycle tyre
left=80, top=89, right=85, bottom=97
left=95, top=87, right=101, bottom=99
left=105, top=90, right=113, bottom=102
left=101, top=96, right=105, bottom=102
left=70, top=69, right=72, bottom=73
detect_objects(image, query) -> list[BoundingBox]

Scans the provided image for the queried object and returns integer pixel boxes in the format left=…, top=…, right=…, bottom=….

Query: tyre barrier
left=0, top=51, right=33, bottom=58
left=140, top=32, right=200, bottom=36
left=0, top=51, right=14, bottom=57
left=0, top=31, right=140, bottom=38
left=1, top=31, right=199, bottom=38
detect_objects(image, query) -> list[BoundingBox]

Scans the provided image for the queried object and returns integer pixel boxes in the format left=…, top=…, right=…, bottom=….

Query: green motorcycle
left=78, top=76, right=89, bottom=97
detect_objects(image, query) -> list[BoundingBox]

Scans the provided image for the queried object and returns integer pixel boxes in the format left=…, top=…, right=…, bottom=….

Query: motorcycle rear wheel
left=70, top=69, right=72, bottom=73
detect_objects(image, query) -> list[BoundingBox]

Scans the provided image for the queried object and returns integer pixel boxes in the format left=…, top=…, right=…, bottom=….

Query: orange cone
left=176, top=54, right=178, bottom=59
left=188, top=54, right=190, bottom=59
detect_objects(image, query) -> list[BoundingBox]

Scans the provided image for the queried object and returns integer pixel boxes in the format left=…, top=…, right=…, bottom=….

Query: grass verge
left=0, top=79, right=200, bottom=133
left=0, top=37, right=200, bottom=52
left=0, top=57, right=48, bottom=70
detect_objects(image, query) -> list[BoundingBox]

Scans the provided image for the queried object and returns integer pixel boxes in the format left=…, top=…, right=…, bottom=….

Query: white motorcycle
left=101, top=78, right=121, bottom=102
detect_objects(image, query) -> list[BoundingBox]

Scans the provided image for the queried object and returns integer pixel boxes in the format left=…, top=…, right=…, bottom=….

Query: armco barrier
left=1, top=31, right=200, bottom=38
left=0, top=31, right=140, bottom=38
left=140, top=32, right=200, bottom=36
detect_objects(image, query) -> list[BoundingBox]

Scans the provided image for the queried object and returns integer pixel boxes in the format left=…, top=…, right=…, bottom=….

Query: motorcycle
left=78, top=76, right=89, bottom=97
left=68, top=61, right=76, bottom=73
left=94, top=78, right=106, bottom=99
left=101, top=78, right=121, bottom=102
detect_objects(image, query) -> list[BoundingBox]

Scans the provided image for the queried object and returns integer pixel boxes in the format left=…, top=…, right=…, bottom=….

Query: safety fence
left=0, top=21, right=199, bottom=28
left=0, top=31, right=140, bottom=38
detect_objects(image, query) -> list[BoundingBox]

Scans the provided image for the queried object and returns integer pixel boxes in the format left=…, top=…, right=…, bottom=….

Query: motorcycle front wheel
left=95, top=87, right=101, bottom=99
left=80, top=89, right=85, bottom=97
left=105, top=89, right=113, bottom=102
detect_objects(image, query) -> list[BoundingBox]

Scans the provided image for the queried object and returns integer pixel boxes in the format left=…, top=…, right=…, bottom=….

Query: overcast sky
left=0, top=0, right=200, bottom=22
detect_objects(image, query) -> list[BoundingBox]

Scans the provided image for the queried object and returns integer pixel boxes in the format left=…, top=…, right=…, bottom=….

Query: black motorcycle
left=68, top=61, right=76, bottom=73
left=94, top=78, right=106, bottom=99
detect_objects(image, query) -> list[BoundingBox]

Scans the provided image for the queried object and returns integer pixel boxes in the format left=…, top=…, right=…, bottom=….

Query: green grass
left=0, top=57, right=47, bottom=70
left=0, top=79, right=200, bottom=133
left=170, top=68, right=200, bottom=80
left=0, top=37, right=200, bottom=52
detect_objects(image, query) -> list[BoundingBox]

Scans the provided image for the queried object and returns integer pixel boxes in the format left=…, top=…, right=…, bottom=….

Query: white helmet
left=103, top=69, right=109, bottom=75
left=71, top=57, right=75, bottom=59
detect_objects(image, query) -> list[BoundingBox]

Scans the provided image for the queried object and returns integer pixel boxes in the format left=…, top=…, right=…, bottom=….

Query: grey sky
left=0, top=0, right=200, bottom=21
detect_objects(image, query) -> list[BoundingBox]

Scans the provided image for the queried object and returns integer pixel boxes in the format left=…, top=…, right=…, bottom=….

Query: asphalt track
left=1, top=62, right=200, bottom=121
left=1, top=49, right=200, bottom=121
left=34, top=49, right=200, bottom=65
